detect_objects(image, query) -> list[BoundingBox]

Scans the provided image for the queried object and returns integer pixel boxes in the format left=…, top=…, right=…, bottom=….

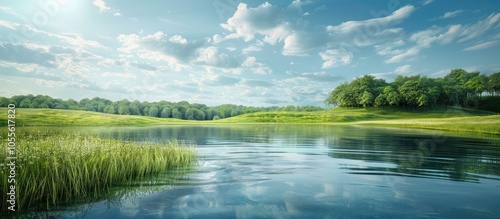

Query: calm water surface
left=57, top=125, right=500, bottom=218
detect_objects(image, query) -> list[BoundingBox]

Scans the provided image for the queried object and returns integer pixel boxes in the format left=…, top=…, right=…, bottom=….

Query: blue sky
left=0, top=0, right=499, bottom=106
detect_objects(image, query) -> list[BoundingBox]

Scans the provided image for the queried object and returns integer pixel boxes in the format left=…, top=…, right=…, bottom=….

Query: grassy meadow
left=0, top=129, right=196, bottom=212
left=1, top=106, right=499, bottom=134
left=0, top=108, right=195, bottom=127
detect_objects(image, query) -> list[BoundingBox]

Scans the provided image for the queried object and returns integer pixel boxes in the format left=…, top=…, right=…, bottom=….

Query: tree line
left=325, top=69, right=500, bottom=109
left=0, top=95, right=324, bottom=120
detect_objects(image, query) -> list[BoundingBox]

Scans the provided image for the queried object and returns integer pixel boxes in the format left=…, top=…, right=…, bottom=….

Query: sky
left=0, top=0, right=499, bottom=106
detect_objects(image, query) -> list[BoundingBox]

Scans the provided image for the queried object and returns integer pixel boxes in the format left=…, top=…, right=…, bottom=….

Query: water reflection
left=52, top=125, right=500, bottom=218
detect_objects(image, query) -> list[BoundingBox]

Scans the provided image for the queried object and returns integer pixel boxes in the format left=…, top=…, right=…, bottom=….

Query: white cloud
left=0, top=42, right=57, bottom=68
left=242, top=45, right=262, bottom=53
left=283, top=31, right=329, bottom=56
left=410, top=25, right=462, bottom=48
left=383, top=13, right=500, bottom=63
left=422, top=0, right=434, bottom=5
left=195, top=46, right=241, bottom=69
left=385, top=46, right=420, bottom=63
left=394, top=65, right=413, bottom=74
left=440, top=10, right=464, bottom=19
left=319, top=49, right=353, bottom=68
left=93, top=0, right=122, bottom=16
left=375, top=40, right=405, bottom=56
left=0, top=19, right=16, bottom=30
left=326, top=5, right=415, bottom=46
left=242, top=56, right=272, bottom=74
left=464, top=40, right=500, bottom=51
left=92, top=0, right=110, bottom=12
left=117, top=32, right=207, bottom=69
left=220, top=2, right=290, bottom=44
left=458, top=13, right=500, bottom=42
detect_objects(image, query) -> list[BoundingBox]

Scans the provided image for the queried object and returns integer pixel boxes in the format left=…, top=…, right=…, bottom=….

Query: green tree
left=54, top=103, right=68, bottom=109
left=104, top=105, right=116, bottom=114
left=172, top=108, right=182, bottom=119
left=185, top=108, right=195, bottom=120
left=98, top=102, right=106, bottom=112
left=194, top=109, right=206, bottom=120
left=160, top=107, right=171, bottom=118
left=41, top=99, right=54, bottom=108
left=19, top=98, right=32, bottom=108
left=0, top=97, right=10, bottom=107
left=129, top=103, right=140, bottom=115
left=118, top=104, right=130, bottom=115
left=374, top=94, right=386, bottom=107
left=360, top=91, right=374, bottom=108
left=487, top=72, right=500, bottom=95
left=148, top=106, right=159, bottom=117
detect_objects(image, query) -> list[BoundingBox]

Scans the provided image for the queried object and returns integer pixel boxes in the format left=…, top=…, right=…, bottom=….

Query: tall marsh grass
left=0, top=129, right=196, bottom=213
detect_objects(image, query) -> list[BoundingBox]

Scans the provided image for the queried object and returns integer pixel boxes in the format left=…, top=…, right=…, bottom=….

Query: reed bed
left=0, top=129, right=197, bottom=212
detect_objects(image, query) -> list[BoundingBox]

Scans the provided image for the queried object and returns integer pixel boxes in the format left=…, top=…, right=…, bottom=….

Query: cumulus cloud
left=319, top=49, right=353, bottom=69
left=195, top=46, right=241, bottom=69
left=220, top=2, right=290, bottom=44
left=117, top=31, right=207, bottom=68
left=283, top=31, right=329, bottom=56
left=0, top=43, right=57, bottom=68
left=242, top=56, right=272, bottom=74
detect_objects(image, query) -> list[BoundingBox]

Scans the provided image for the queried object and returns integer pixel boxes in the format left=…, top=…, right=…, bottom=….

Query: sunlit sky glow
left=0, top=0, right=499, bottom=106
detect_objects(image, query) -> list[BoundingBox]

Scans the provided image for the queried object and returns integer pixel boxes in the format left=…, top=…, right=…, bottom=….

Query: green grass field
left=1, top=106, right=499, bottom=134
left=0, top=108, right=196, bottom=126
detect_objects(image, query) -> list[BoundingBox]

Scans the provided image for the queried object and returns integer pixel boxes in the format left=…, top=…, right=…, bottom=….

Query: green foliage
left=161, top=107, right=171, bottom=118
left=0, top=129, right=196, bottom=211
left=148, top=106, right=159, bottom=117
left=118, top=104, right=130, bottom=115
left=0, top=95, right=323, bottom=121
left=326, top=69, right=497, bottom=109
left=172, top=108, right=182, bottom=119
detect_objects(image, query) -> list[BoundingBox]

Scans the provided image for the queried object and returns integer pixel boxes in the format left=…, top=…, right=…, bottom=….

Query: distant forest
left=325, top=69, right=500, bottom=109
left=0, top=96, right=323, bottom=121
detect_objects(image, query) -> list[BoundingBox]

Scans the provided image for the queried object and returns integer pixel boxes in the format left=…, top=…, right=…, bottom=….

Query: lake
left=49, top=125, right=500, bottom=218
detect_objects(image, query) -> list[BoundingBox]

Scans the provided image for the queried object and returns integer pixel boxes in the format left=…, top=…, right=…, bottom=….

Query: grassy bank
left=218, top=106, right=500, bottom=134
left=1, top=106, right=499, bottom=134
left=356, top=115, right=500, bottom=135
left=0, top=129, right=197, bottom=212
left=220, top=106, right=494, bottom=123
left=0, top=108, right=195, bottom=127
